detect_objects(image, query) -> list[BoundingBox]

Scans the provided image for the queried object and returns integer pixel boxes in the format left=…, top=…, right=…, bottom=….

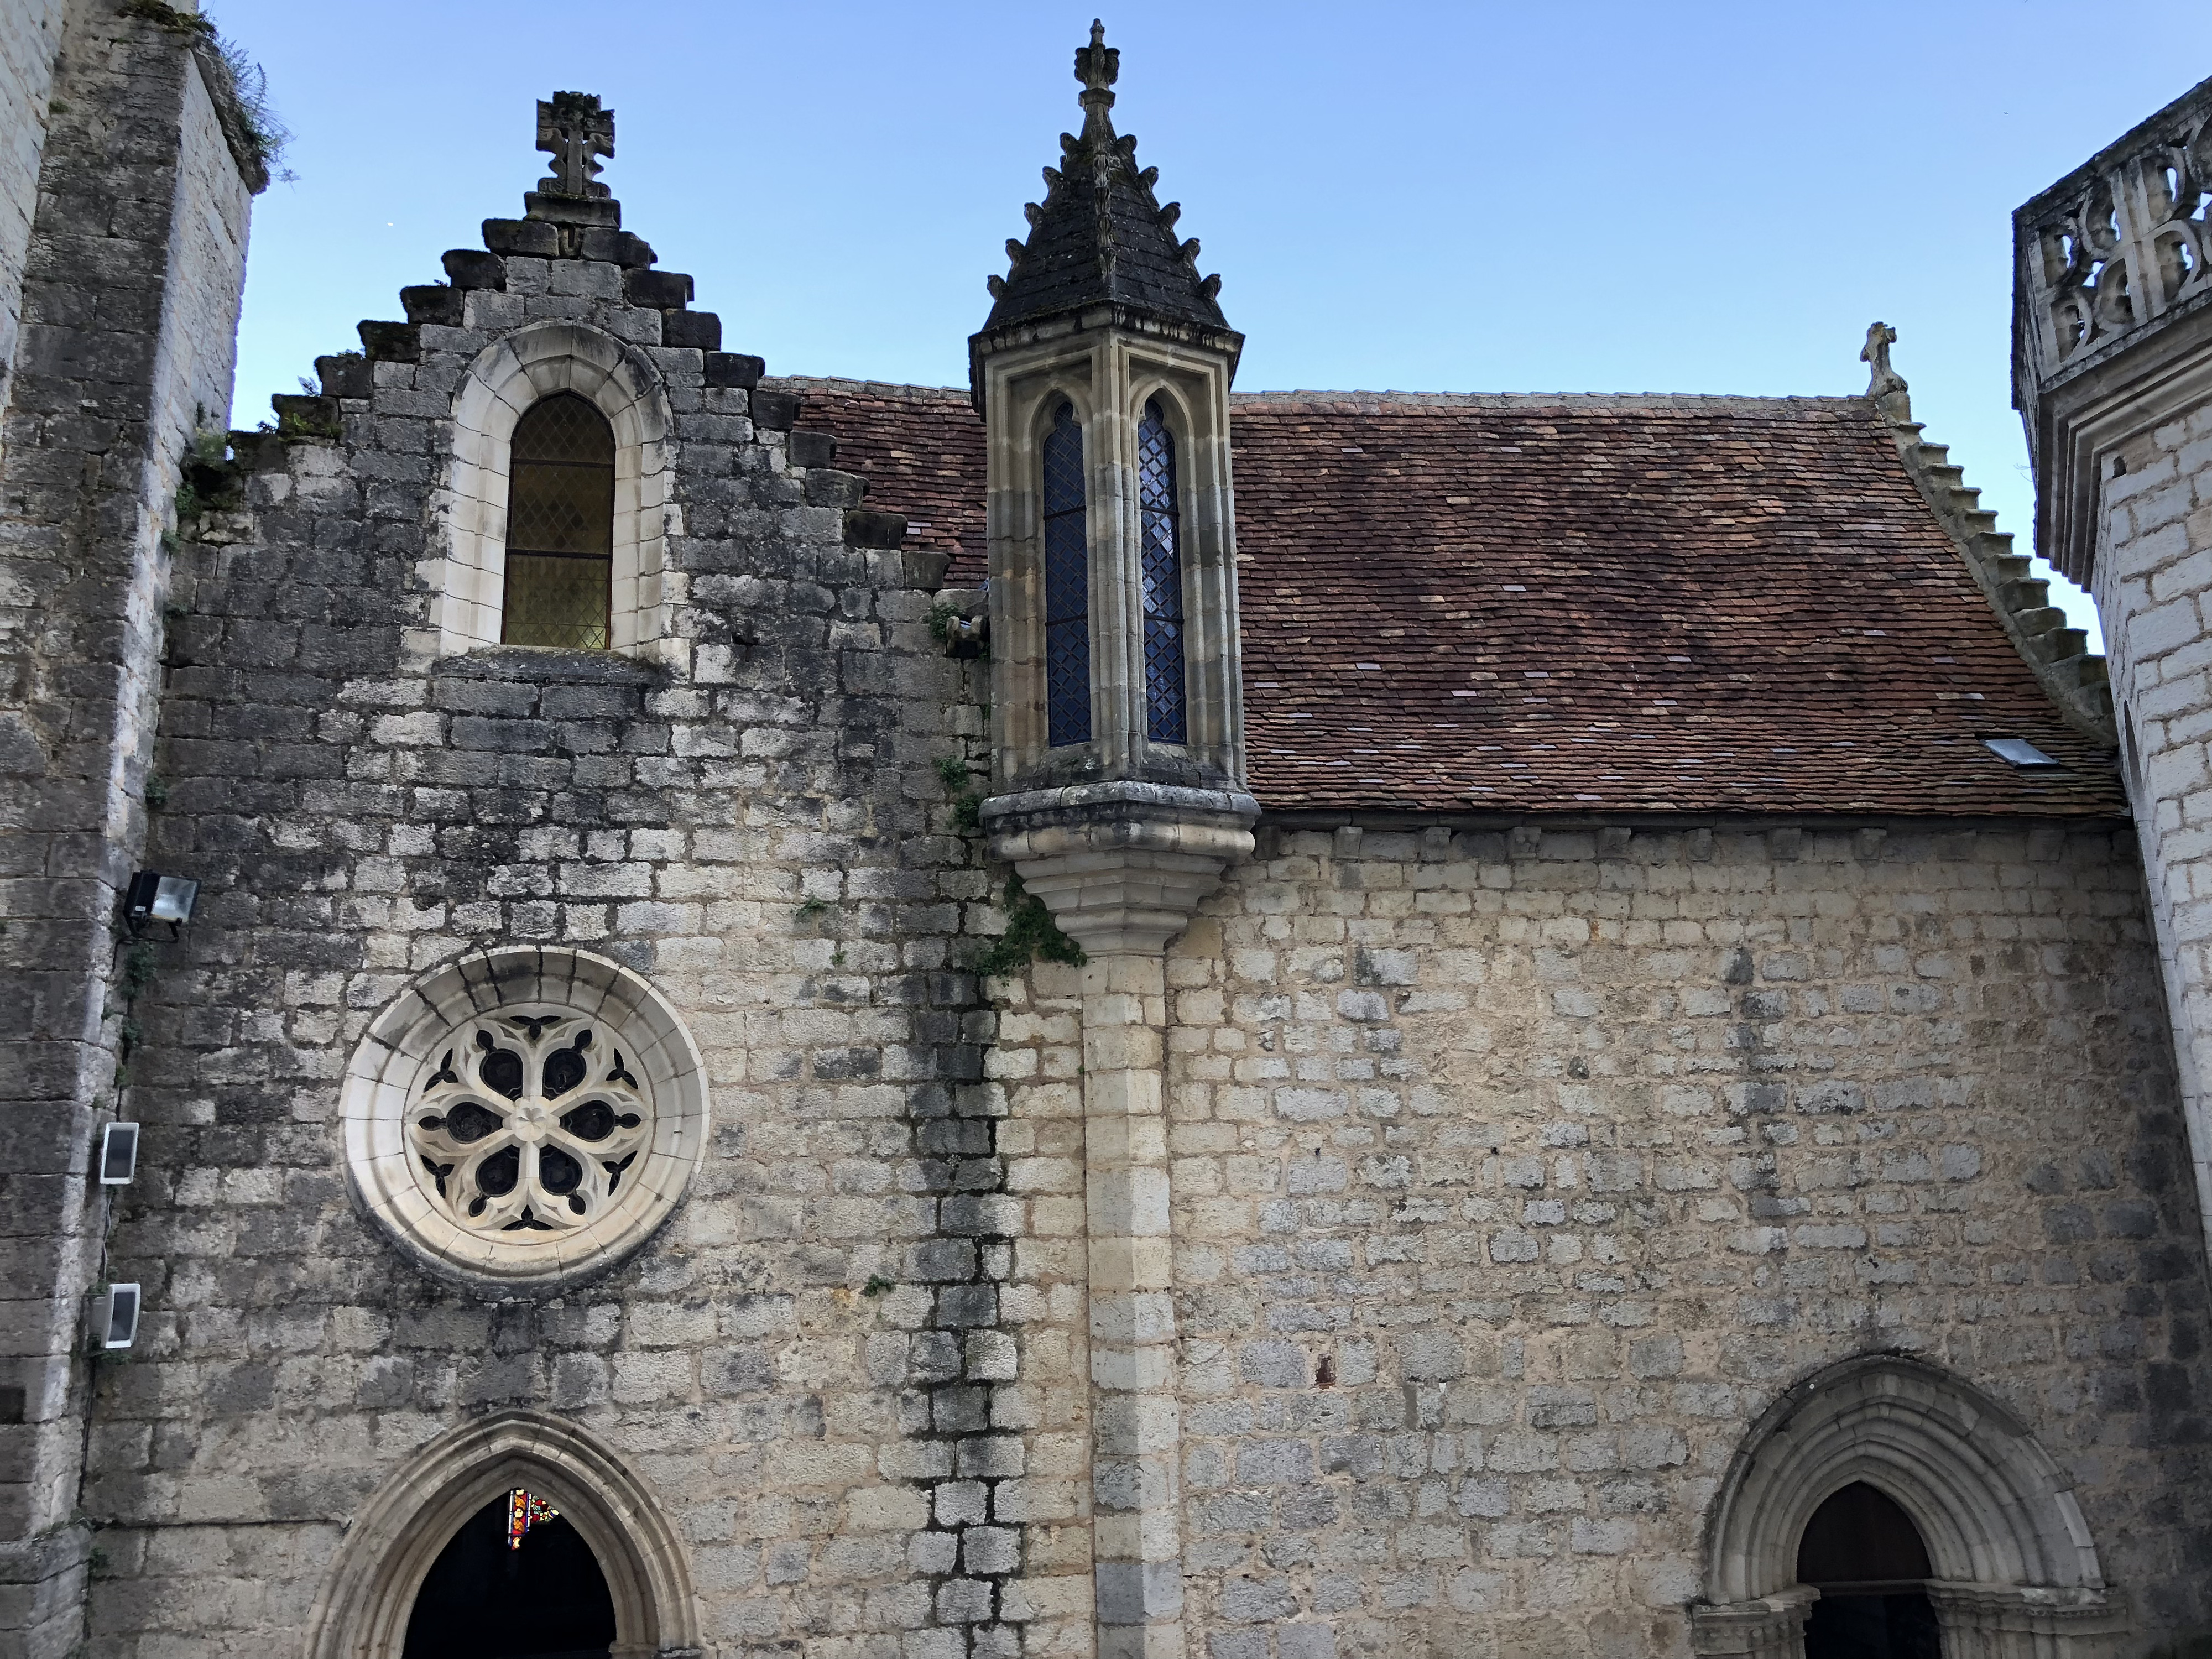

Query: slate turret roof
left=977, top=21, right=1229, bottom=338
left=770, top=378, right=2124, bottom=820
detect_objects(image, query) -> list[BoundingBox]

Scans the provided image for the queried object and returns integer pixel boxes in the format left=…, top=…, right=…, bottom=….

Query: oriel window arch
left=1041, top=400, right=1092, bottom=746
left=1137, top=397, right=1188, bottom=743
left=503, top=392, right=615, bottom=649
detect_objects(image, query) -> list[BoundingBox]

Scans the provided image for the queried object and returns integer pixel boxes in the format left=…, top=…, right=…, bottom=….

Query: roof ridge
left=1232, top=389, right=1872, bottom=413
left=766, top=380, right=1883, bottom=414
left=761, top=375, right=971, bottom=401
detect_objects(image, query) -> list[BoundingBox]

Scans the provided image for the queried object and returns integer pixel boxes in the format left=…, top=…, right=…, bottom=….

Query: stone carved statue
left=1862, top=321, right=1907, bottom=397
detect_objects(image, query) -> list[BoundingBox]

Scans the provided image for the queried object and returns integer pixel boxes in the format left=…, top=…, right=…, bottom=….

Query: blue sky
left=214, top=2, right=2212, bottom=643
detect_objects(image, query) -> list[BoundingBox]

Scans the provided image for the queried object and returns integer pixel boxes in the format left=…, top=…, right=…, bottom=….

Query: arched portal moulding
left=1691, top=1354, right=2127, bottom=1658
left=302, top=1409, right=701, bottom=1659
left=423, top=319, right=677, bottom=661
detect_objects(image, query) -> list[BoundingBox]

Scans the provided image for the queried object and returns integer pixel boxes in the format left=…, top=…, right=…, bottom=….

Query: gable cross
left=537, top=92, right=614, bottom=199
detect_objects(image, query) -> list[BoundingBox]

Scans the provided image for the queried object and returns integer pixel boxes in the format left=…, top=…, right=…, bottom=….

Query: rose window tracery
left=409, top=1013, right=652, bottom=1235
left=341, top=948, right=708, bottom=1291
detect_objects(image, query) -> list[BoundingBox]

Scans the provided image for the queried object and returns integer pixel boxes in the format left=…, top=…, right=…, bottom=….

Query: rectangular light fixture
left=95, top=1285, right=141, bottom=1350
left=98, top=1122, right=139, bottom=1185
left=123, top=871, right=199, bottom=932
left=1984, top=737, right=2058, bottom=768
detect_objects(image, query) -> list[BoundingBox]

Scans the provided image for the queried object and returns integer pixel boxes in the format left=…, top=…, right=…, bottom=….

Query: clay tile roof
left=768, top=377, right=2124, bottom=818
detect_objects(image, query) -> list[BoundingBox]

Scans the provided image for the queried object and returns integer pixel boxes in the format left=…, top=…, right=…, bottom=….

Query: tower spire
left=977, top=20, right=1228, bottom=339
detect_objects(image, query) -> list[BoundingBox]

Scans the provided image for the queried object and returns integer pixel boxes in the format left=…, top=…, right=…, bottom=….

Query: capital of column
left=982, top=780, right=1259, bottom=957
left=1687, top=1587, right=1819, bottom=1659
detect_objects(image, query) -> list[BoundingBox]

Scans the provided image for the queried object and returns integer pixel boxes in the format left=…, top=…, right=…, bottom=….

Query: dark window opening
left=1799, top=1481, right=1943, bottom=1659
left=1137, top=398, right=1187, bottom=744
left=401, top=1490, right=615, bottom=1659
left=503, top=393, right=614, bottom=650
left=1041, top=400, right=1092, bottom=747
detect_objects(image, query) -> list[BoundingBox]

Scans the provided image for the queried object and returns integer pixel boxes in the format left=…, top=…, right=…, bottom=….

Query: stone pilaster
left=985, top=782, right=1256, bottom=1659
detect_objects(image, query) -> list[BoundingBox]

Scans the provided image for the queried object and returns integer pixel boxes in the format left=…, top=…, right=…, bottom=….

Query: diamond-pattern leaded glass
left=503, top=394, right=614, bottom=649
left=1041, top=403, right=1092, bottom=746
left=1137, top=399, right=1187, bottom=743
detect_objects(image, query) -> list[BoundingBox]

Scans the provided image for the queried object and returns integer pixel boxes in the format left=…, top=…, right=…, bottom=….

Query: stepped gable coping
left=270, top=89, right=731, bottom=421
left=1860, top=323, right=2114, bottom=745
left=228, top=98, right=926, bottom=566
left=762, top=378, right=980, bottom=582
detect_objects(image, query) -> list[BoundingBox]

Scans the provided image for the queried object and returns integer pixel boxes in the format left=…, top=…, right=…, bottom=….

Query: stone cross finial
left=536, top=92, right=614, bottom=200
left=1075, top=19, right=1118, bottom=139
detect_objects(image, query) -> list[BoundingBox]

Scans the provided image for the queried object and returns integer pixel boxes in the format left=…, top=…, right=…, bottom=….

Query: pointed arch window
left=1041, top=401, right=1092, bottom=745
left=503, top=393, right=614, bottom=649
left=1137, top=398, right=1187, bottom=743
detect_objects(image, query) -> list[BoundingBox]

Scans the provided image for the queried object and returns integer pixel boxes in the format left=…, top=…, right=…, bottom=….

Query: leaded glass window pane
left=503, top=393, right=614, bottom=649
left=1041, top=402, right=1092, bottom=746
left=1138, top=398, right=1187, bottom=743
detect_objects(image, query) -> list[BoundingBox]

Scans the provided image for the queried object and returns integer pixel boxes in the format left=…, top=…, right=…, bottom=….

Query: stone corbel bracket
left=980, top=780, right=1260, bottom=954
left=1865, top=333, right=2115, bottom=745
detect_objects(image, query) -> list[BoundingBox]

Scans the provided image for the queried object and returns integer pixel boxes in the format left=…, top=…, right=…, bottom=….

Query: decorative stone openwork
left=341, top=947, right=707, bottom=1292
left=1693, top=1354, right=2125, bottom=1658
left=302, top=1410, right=700, bottom=1659
left=425, top=319, right=676, bottom=660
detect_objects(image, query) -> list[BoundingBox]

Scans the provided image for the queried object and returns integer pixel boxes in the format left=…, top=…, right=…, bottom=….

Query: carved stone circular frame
left=341, top=947, right=707, bottom=1292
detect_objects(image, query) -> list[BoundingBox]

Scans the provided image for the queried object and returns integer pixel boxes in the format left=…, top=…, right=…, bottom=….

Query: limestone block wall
left=2093, top=403, right=2212, bottom=1262
left=0, top=0, right=64, bottom=422
left=77, top=237, right=1094, bottom=1659
left=1158, top=821, right=2212, bottom=1659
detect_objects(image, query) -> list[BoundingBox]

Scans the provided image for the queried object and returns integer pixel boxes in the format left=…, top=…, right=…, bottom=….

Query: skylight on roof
left=1984, top=737, right=2058, bottom=768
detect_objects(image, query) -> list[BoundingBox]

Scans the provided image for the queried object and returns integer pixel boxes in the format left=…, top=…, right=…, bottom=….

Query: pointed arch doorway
left=1691, top=1356, right=2127, bottom=1658
left=401, top=1488, right=617, bottom=1659
left=305, top=1412, right=699, bottom=1659
left=1797, top=1483, right=1940, bottom=1659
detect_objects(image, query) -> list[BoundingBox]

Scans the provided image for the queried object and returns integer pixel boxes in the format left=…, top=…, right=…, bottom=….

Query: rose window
left=409, top=1013, right=652, bottom=1235
left=342, top=947, right=708, bottom=1291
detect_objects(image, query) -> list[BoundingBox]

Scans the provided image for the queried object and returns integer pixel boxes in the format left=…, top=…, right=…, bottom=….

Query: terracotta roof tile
left=767, top=378, right=2122, bottom=818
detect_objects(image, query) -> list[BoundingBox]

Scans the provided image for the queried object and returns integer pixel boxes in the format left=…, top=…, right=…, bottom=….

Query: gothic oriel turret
left=971, top=20, right=1250, bottom=803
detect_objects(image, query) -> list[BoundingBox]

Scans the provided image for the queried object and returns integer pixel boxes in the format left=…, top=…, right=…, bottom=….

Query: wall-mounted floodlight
left=123, top=871, right=198, bottom=935
left=93, top=1285, right=141, bottom=1350
left=98, top=1122, right=139, bottom=1185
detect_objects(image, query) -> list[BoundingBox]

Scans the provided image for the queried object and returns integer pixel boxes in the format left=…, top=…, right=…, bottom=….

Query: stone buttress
left=0, top=6, right=261, bottom=1655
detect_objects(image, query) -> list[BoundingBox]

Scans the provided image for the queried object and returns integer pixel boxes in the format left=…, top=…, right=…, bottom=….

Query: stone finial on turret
left=537, top=91, right=613, bottom=199
left=1075, top=18, right=1118, bottom=139
left=1862, top=320, right=1910, bottom=421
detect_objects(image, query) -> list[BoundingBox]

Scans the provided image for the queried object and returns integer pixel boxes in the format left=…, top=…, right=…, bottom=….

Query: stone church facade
left=7, top=6, right=2212, bottom=1659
